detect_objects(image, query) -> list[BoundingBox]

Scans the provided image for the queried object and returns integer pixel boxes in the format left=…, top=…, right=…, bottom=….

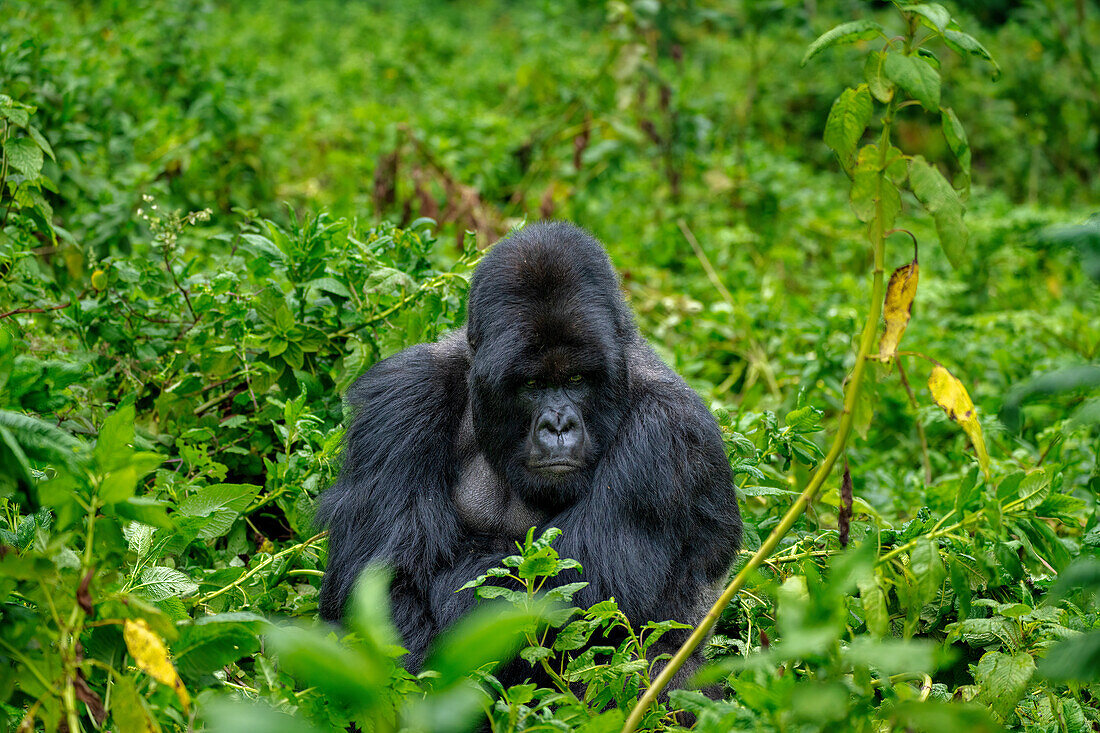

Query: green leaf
left=1039, top=632, right=1100, bottom=682
left=267, top=625, right=386, bottom=709
left=903, top=3, right=951, bottom=32
left=306, top=276, right=352, bottom=298
left=850, top=145, right=901, bottom=230
left=346, top=565, right=401, bottom=652
left=424, top=605, right=542, bottom=689
left=910, top=539, right=945, bottom=605
left=241, top=233, right=284, bottom=261
left=176, top=622, right=263, bottom=679
left=94, top=405, right=136, bottom=470
left=864, top=51, right=895, bottom=103
left=114, top=497, right=173, bottom=528
left=111, top=676, right=161, bottom=732
left=100, top=452, right=164, bottom=503
left=909, top=156, right=968, bottom=268
left=824, top=85, right=873, bottom=175
left=975, top=650, right=1035, bottom=720
left=801, top=20, right=885, bottom=67
left=518, top=546, right=559, bottom=579
left=855, top=572, right=889, bottom=636
left=0, top=96, right=31, bottom=127
left=519, top=645, right=552, bottom=665
left=883, top=53, right=941, bottom=111
left=843, top=637, right=938, bottom=677
left=135, top=566, right=199, bottom=602
left=177, top=483, right=261, bottom=539
left=26, top=126, right=55, bottom=161
left=943, top=29, right=1000, bottom=77
left=3, top=137, right=43, bottom=177
left=941, top=107, right=971, bottom=197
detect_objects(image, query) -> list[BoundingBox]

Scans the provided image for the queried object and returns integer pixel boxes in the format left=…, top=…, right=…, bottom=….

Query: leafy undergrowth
left=1, top=0, right=1098, bottom=731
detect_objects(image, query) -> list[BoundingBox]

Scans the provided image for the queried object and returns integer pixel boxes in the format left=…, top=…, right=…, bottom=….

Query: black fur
left=317, top=221, right=742, bottom=675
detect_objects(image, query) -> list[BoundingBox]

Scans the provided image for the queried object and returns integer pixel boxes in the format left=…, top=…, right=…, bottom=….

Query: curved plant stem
left=620, top=99, right=898, bottom=733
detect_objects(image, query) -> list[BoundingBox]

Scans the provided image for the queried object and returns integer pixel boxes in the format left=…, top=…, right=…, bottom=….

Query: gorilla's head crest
left=465, top=222, right=635, bottom=511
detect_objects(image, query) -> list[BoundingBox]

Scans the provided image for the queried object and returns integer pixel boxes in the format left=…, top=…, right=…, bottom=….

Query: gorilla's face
left=469, top=324, right=627, bottom=513
left=521, top=374, right=591, bottom=477
left=465, top=223, right=635, bottom=513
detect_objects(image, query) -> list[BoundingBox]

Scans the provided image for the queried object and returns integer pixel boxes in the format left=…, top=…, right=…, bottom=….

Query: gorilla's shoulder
left=625, top=340, right=705, bottom=407
left=346, top=328, right=470, bottom=411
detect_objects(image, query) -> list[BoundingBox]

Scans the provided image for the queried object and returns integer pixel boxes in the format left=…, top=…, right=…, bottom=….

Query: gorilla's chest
left=452, top=453, right=546, bottom=539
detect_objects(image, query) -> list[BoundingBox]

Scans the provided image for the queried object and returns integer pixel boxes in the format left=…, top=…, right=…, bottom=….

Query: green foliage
left=0, top=0, right=1097, bottom=731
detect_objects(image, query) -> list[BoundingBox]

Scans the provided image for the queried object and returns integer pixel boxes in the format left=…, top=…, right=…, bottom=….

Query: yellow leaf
left=123, top=618, right=191, bottom=712
left=878, top=259, right=919, bottom=360
left=928, top=365, right=991, bottom=479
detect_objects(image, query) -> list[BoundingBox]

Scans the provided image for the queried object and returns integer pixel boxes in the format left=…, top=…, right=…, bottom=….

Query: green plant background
left=0, top=1, right=1097, bottom=731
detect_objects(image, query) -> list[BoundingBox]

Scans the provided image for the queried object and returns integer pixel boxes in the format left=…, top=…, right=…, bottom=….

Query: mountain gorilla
left=317, top=221, right=742, bottom=675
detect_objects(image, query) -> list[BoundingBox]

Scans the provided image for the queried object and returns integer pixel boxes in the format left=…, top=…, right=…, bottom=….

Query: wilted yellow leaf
left=123, top=618, right=191, bottom=711
left=928, top=365, right=991, bottom=479
left=878, top=259, right=919, bottom=360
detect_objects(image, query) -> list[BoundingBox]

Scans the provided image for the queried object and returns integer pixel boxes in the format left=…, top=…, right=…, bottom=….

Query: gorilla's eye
left=568, top=374, right=584, bottom=384
left=525, top=379, right=538, bottom=389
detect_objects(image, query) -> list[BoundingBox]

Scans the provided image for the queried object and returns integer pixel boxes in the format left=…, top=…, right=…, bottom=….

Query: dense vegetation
left=1, top=1, right=1098, bottom=731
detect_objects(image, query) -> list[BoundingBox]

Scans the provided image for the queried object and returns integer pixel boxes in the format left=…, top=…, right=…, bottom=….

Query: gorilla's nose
left=533, top=409, right=583, bottom=462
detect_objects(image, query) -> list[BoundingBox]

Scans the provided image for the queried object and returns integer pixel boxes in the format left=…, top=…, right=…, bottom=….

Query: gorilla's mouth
left=527, top=459, right=583, bottom=477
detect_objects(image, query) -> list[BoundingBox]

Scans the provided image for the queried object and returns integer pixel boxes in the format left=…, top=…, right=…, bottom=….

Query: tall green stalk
left=621, top=98, right=898, bottom=733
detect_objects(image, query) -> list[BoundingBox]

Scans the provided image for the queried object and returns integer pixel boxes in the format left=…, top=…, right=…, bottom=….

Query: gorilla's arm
left=317, top=336, right=469, bottom=663
left=554, top=375, right=742, bottom=625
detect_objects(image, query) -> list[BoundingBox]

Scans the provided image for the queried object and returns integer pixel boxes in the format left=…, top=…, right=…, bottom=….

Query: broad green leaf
left=890, top=700, right=998, bottom=732
left=883, top=53, right=940, bottom=111
left=1039, top=632, right=1100, bottom=682
left=424, top=605, right=542, bottom=689
left=1016, top=469, right=1051, bottom=510
left=909, top=156, right=968, bottom=268
left=346, top=565, right=401, bottom=652
left=306, top=276, right=352, bottom=298
left=975, top=650, right=1035, bottom=720
left=26, top=125, right=55, bottom=161
left=844, top=637, right=938, bottom=676
left=175, top=616, right=266, bottom=679
left=801, top=20, right=885, bottom=67
left=0, top=96, right=31, bottom=127
left=267, top=625, right=386, bottom=708
left=910, top=539, right=945, bottom=605
left=94, top=405, right=136, bottom=470
left=943, top=29, right=1000, bottom=77
left=864, top=51, right=894, bottom=103
left=824, top=85, right=873, bottom=174
left=903, top=3, right=951, bottom=33
left=114, top=497, right=173, bottom=528
left=850, top=145, right=900, bottom=229
left=3, top=136, right=43, bottom=177
left=878, top=258, right=919, bottom=360
left=100, top=452, right=164, bottom=503
left=855, top=572, right=889, bottom=636
left=111, top=676, right=161, bottom=732
left=135, top=566, right=199, bottom=602
left=241, top=233, right=284, bottom=260
left=177, top=483, right=260, bottom=539
left=949, top=555, right=973, bottom=619
left=941, top=107, right=971, bottom=197
left=204, top=700, right=324, bottom=733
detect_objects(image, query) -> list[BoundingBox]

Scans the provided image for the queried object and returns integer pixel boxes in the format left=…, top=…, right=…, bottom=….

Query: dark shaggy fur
left=317, top=221, right=742, bottom=675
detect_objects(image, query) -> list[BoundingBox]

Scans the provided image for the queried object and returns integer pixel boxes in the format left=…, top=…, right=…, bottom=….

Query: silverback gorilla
left=317, top=221, right=742, bottom=674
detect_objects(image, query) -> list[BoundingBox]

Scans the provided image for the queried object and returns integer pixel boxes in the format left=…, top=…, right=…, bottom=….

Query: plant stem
left=620, top=96, right=898, bottom=733
left=195, top=532, right=326, bottom=604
